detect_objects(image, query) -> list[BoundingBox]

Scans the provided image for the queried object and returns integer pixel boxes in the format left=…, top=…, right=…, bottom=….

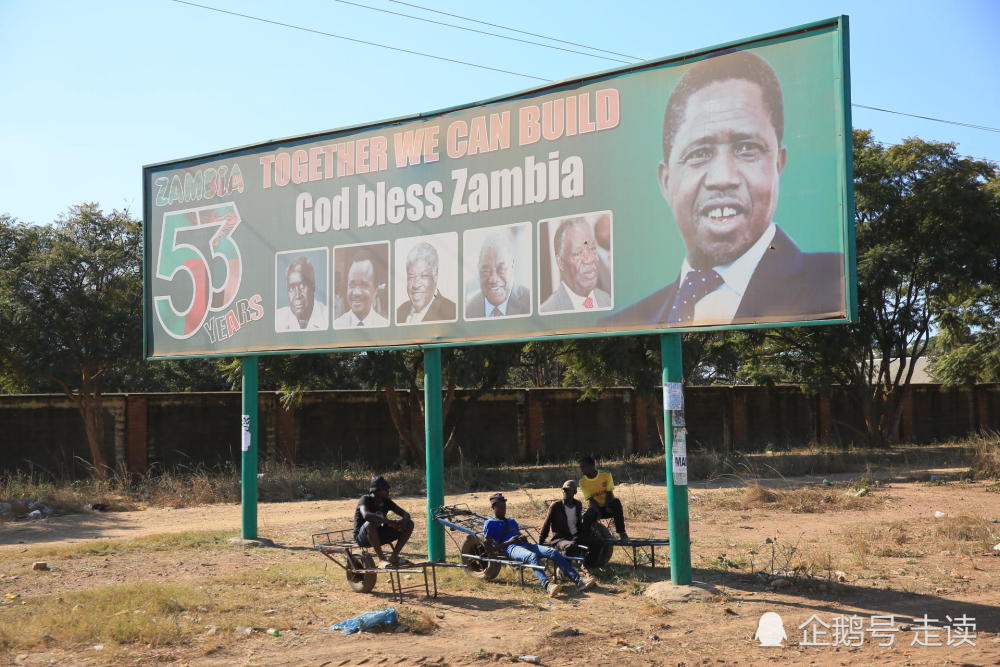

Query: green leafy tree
left=741, top=131, right=1000, bottom=444
left=355, top=345, right=521, bottom=464
left=0, top=205, right=142, bottom=477
left=930, top=176, right=1000, bottom=384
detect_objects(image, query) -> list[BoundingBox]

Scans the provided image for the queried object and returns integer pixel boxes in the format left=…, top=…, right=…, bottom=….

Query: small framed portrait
left=274, top=247, right=330, bottom=332
left=463, top=222, right=533, bottom=320
left=538, top=211, right=613, bottom=315
left=394, top=232, right=459, bottom=326
left=332, top=241, right=390, bottom=329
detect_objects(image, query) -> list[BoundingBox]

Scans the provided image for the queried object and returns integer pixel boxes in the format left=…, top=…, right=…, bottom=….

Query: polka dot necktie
left=668, top=269, right=724, bottom=323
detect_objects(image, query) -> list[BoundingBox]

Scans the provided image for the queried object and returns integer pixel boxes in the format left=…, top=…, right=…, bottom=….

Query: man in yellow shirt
left=578, top=456, right=628, bottom=541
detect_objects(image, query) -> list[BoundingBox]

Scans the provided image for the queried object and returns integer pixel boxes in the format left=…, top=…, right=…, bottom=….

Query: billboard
left=144, top=17, right=854, bottom=359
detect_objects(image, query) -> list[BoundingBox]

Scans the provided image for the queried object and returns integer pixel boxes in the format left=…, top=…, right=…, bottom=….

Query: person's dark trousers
left=548, top=535, right=601, bottom=558
left=582, top=497, right=626, bottom=537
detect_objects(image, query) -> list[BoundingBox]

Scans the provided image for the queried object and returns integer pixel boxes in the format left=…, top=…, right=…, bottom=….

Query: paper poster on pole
left=672, top=427, right=688, bottom=485
left=241, top=414, right=251, bottom=452
left=664, top=382, right=684, bottom=411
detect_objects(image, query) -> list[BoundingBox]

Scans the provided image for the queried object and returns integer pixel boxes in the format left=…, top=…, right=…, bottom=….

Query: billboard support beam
left=241, top=356, right=259, bottom=539
left=424, top=347, right=445, bottom=561
left=661, top=334, right=691, bottom=584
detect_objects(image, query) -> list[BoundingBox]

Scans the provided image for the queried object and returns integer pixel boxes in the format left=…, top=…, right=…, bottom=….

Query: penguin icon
left=754, top=612, right=787, bottom=646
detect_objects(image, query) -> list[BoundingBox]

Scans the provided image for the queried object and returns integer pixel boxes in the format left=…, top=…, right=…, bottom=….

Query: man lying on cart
left=483, top=492, right=595, bottom=597
left=354, top=475, right=414, bottom=568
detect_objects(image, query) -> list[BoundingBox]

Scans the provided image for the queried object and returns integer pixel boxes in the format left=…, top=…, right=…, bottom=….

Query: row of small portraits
left=274, top=212, right=614, bottom=332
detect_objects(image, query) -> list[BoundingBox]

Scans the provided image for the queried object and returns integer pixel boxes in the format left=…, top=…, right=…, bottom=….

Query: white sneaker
left=546, top=583, right=564, bottom=597
left=578, top=576, right=596, bottom=591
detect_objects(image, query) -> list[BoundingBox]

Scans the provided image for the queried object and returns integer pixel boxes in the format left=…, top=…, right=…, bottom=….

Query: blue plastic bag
left=329, top=607, right=398, bottom=635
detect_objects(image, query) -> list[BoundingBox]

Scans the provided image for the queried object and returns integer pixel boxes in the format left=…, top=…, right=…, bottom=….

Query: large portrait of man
left=603, top=50, right=844, bottom=327
left=539, top=212, right=613, bottom=315
left=333, top=242, right=390, bottom=329
left=463, top=223, right=532, bottom=320
left=395, top=233, right=458, bottom=325
left=274, top=248, right=329, bottom=332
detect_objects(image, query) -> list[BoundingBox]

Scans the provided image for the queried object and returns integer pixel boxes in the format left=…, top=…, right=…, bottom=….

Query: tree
left=740, top=131, right=1000, bottom=444
left=929, top=176, right=1000, bottom=384
left=0, top=205, right=142, bottom=477
left=355, top=345, right=522, bottom=465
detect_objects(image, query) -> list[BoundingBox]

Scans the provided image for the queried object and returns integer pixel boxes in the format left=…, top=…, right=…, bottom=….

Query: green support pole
left=424, top=347, right=445, bottom=562
left=661, top=334, right=692, bottom=584
left=241, top=356, right=259, bottom=540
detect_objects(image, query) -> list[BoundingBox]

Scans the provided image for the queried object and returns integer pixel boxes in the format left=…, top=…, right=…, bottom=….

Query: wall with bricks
left=1, top=384, right=997, bottom=476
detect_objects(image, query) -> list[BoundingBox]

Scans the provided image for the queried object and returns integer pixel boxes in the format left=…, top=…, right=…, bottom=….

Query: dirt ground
left=1, top=468, right=999, bottom=666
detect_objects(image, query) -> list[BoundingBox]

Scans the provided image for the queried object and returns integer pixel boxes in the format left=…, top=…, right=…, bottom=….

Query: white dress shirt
left=676, top=223, right=776, bottom=323
left=274, top=301, right=328, bottom=332
left=562, top=282, right=598, bottom=311
left=333, top=308, right=389, bottom=328
left=406, top=296, right=436, bottom=324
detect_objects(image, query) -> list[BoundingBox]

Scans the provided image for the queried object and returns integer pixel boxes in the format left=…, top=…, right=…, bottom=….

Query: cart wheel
left=460, top=534, right=501, bottom=581
left=346, top=553, right=377, bottom=593
left=586, top=523, right=615, bottom=568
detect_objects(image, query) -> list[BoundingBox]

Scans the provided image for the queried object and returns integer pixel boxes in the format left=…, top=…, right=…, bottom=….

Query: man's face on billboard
left=478, top=243, right=513, bottom=307
left=558, top=222, right=600, bottom=297
left=660, top=79, right=786, bottom=269
left=287, top=268, right=313, bottom=320
left=347, top=259, right=376, bottom=318
left=406, top=258, right=437, bottom=312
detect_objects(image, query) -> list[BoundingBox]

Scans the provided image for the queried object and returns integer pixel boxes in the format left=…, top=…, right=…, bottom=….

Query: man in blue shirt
left=483, top=493, right=595, bottom=597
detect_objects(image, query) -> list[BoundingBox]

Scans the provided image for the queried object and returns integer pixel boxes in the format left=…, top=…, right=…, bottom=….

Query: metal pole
left=424, top=347, right=445, bottom=561
left=241, top=356, right=259, bottom=540
left=660, top=334, right=692, bottom=584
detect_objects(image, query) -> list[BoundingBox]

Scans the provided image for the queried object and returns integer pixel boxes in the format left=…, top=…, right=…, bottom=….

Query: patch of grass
left=0, top=582, right=211, bottom=650
left=935, top=514, right=998, bottom=549
left=704, top=483, right=882, bottom=514
left=0, top=531, right=238, bottom=562
left=1, top=441, right=978, bottom=512
left=397, top=608, right=437, bottom=634
left=968, top=433, right=1000, bottom=480
left=843, top=521, right=923, bottom=568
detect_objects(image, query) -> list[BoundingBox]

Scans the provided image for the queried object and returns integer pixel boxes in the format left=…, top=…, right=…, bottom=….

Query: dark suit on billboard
left=396, top=292, right=457, bottom=324
left=540, top=284, right=612, bottom=313
left=600, top=226, right=844, bottom=326
left=465, top=284, right=531, bottom=318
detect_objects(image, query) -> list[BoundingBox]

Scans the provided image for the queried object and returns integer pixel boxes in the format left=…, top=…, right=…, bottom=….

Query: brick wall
left=1, top=384, right=997, bottom=475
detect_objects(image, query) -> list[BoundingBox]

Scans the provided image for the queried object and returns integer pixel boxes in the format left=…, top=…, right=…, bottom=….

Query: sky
left=1, top=0, right=998, bottom=225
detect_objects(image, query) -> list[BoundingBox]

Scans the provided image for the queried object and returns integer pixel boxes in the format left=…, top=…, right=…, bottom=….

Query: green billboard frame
left=142, top=15, right=855, bottom=362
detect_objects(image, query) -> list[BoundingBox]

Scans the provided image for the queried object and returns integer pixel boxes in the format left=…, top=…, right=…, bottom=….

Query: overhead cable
left=388, top=0, right=642, bottom=60
left=168, top=0, right=1000, bottom=141
left=853, top=104, right=1000, bottom=133
left=331, top=0, right=632, bottom=64
left=168, top=0, right=551, bottom=82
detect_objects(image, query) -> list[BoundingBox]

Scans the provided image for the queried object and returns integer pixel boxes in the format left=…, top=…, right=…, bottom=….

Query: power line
left=853, top=104, right=1000, bottom=134
left=168, top=0, right=1000, bottom=143
left=168, top=0, right=551, bottom=82
left=330, top=0, right=632, bottom=64
left=388, top=0, right=642, bottom=61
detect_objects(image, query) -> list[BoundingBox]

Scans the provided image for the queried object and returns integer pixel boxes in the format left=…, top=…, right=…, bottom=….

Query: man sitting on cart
left=355, top=476, right=414, bottom=568
left=579, top=456, right=628, bottom=541
left=538, top=480, right=601, bottom=560
left=483, top=493, right=595, bottom=597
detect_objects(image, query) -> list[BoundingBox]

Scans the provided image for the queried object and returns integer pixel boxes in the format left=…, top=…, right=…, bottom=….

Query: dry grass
left=0, top=530, right=238, bottom=562
left=0, top=441, right=977, bottom=514
left=934, top=513, right=999, bottom=551
left=843, top=521, right=923, bottom=568
left=968, top=433, right=1000, bottom=480
left=0, top=582, right=213, bottom=650
left=701, top=482, right=882, bottom=514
